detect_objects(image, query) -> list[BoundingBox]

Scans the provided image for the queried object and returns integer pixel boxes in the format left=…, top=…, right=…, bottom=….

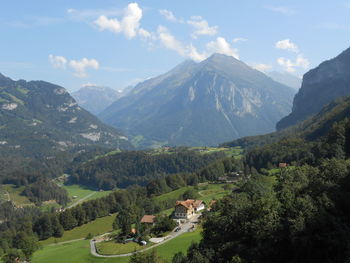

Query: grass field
left=96, top=241, right=151, bottom=255
left=33, top=226, right=202, bottom=263
left=1, top=184, right=32, bottom=206
left=40, top=214, right=117, bottom=245
left=154, top=183, right=233, bottom=205
left=62, top=184, right=112, bottom=207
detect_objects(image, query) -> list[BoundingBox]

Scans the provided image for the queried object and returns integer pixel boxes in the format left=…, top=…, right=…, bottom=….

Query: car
left=174, top=227, right=181, bottom=232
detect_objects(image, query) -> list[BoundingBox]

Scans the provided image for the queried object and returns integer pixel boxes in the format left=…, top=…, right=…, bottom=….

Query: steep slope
left=71, top=85, right=123, bottom=115
left=222, top=95, right=350, bottom=150
left=100, top=54, right=295, bottom=147
left=0, top=73, right=132, bottom=157
left=277, top=46, right=350, bottom=130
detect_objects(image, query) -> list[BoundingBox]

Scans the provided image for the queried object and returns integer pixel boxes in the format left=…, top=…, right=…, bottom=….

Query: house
left=140, top=215, right=155, bottom=224
left=174, top=199, right=205, bottom=219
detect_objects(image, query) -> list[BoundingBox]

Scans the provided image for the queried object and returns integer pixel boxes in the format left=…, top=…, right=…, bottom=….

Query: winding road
left=90, top=213, right=201, bottom=258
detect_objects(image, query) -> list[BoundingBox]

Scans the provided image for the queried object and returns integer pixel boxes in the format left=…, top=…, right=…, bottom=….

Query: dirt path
left=67, top=192, right=96, bottom=209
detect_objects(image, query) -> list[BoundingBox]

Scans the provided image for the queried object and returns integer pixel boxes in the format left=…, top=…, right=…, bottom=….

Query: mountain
left=222, top=95, right=350, bottom=150
left=277, top=47, right=350, bottom=130
left=0, top=73, right=132, bottom=157
left=99, top=54, right=295, bottom=147
left=71, top=85, right=123, bottom=115
left=267, top=71, right=302, bottom=90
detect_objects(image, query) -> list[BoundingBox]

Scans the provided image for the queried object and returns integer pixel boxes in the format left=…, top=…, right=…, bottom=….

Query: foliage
left=129, top=249, right=166, bottom=263
left=183, top=159, right=350, bottom=263
left=69, top=150, right=226, bottom=189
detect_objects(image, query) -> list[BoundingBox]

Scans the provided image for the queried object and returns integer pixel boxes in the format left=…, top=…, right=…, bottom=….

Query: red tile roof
left=176, top=199, right=203, bottom=209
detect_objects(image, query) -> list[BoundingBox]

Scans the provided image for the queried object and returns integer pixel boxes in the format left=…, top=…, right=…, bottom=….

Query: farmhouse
left=174, top=199, right=205, bottom=219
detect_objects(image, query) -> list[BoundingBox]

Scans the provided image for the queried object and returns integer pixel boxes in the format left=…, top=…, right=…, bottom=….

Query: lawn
left=33, top=239, right=126, bottom=263
left=40, top=214, right=117, bottom=245
left=96, top=241, right=151, bottom=255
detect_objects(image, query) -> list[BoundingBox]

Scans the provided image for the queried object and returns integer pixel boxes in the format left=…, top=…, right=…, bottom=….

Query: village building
left=140, top=215, right=155, bottom=224
left=174, top=199, right=205, bottom=219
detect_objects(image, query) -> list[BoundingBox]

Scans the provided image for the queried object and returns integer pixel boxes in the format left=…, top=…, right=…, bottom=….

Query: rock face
left=72, top=85, right=123, bottom=115
left=277, top=47, right=350, bottom=130
left=0, top=73, right=132, bottom=157
left=100, top=54, right=294, bottom=147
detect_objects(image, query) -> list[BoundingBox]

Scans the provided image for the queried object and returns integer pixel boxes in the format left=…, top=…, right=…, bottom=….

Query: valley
left=1, top=2, right=350, bottom=262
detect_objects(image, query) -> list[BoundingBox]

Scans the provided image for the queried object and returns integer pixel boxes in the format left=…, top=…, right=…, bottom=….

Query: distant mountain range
left=267, top=71, right=302, bottom=90
left=99, top=53, right=295, bottom=147
left=72, top=85, right=124, bottom=115
left=277, top=46, right=350, bottom=130
left=0, top=73, right=132, bottom=157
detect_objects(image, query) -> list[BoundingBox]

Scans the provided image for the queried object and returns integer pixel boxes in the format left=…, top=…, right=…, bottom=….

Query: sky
left=0, top=0, right=349, bottom=92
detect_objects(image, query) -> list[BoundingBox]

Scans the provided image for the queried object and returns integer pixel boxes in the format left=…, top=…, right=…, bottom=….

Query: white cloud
left=94, top=2, right=143, bottom=39
left=69, top=58, right=99, bottom=78
left=159, top=9, right=184, bottom=23
left=233, top=37, right=247, bottom=44
left=265, top=6, right=295, bottom=16
left=206, top=37, right=239, bottom=59
left=253, top=63, right=272, bottom=73
left=95, top=15, right=121, bottom=33
left=139, top=28, right=153, bottom=39
left=48, top=54, right=67, bottom=69
left=187, top=16, right=218, bottom=38
left=275, top=39, right=299, bottom=53
left=157, top=26, right=207, bottom=61
left=157, top=25, right=187, bottom=56
left=187, top=44, right=207, bottom=62
left=49, top=55, right=99, bottom=77
left=277, top=54, right=310, bottom=73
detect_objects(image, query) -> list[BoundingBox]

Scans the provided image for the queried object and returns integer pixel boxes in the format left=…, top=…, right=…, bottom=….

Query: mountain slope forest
left=0, top=73, right=132, bottom=158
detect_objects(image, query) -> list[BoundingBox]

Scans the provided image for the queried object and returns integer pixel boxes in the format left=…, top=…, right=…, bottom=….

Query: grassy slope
left=1, top=184, right=32, bottom=206
left=62, top=184, right=112, bottom=207
left=40, top=214, right=116, bottom=245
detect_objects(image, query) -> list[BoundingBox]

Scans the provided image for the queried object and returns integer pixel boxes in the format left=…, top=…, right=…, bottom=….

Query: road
left=90, top=213, right=201, bottom=258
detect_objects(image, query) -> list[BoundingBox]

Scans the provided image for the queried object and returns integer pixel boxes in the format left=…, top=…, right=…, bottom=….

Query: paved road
left=90, top=213, right=201, bottom=258
left=67, top=192, right=96, bottom=209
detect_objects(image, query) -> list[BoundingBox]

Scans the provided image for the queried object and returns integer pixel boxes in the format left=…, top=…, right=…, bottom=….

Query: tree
left=182, top=189, right=199, bottom=200
left=129, top=249, right=165, bottom=263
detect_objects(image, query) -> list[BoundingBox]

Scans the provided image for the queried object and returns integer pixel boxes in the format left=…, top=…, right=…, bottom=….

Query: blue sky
left=0, top=0, right=349, bottom=92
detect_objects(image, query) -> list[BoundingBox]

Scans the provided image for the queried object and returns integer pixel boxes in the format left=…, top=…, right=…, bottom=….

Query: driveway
left=90, top=213, right=201, bottom=258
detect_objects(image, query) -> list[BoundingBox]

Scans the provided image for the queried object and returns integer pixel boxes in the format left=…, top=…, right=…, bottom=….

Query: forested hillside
left=69, top=149, right=226, bottom=189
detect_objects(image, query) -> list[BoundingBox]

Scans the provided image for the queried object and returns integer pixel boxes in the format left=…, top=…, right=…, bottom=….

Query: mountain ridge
left=0, top=74, right=132, bottom=157
left=100, top=53, right=295, bottom=147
